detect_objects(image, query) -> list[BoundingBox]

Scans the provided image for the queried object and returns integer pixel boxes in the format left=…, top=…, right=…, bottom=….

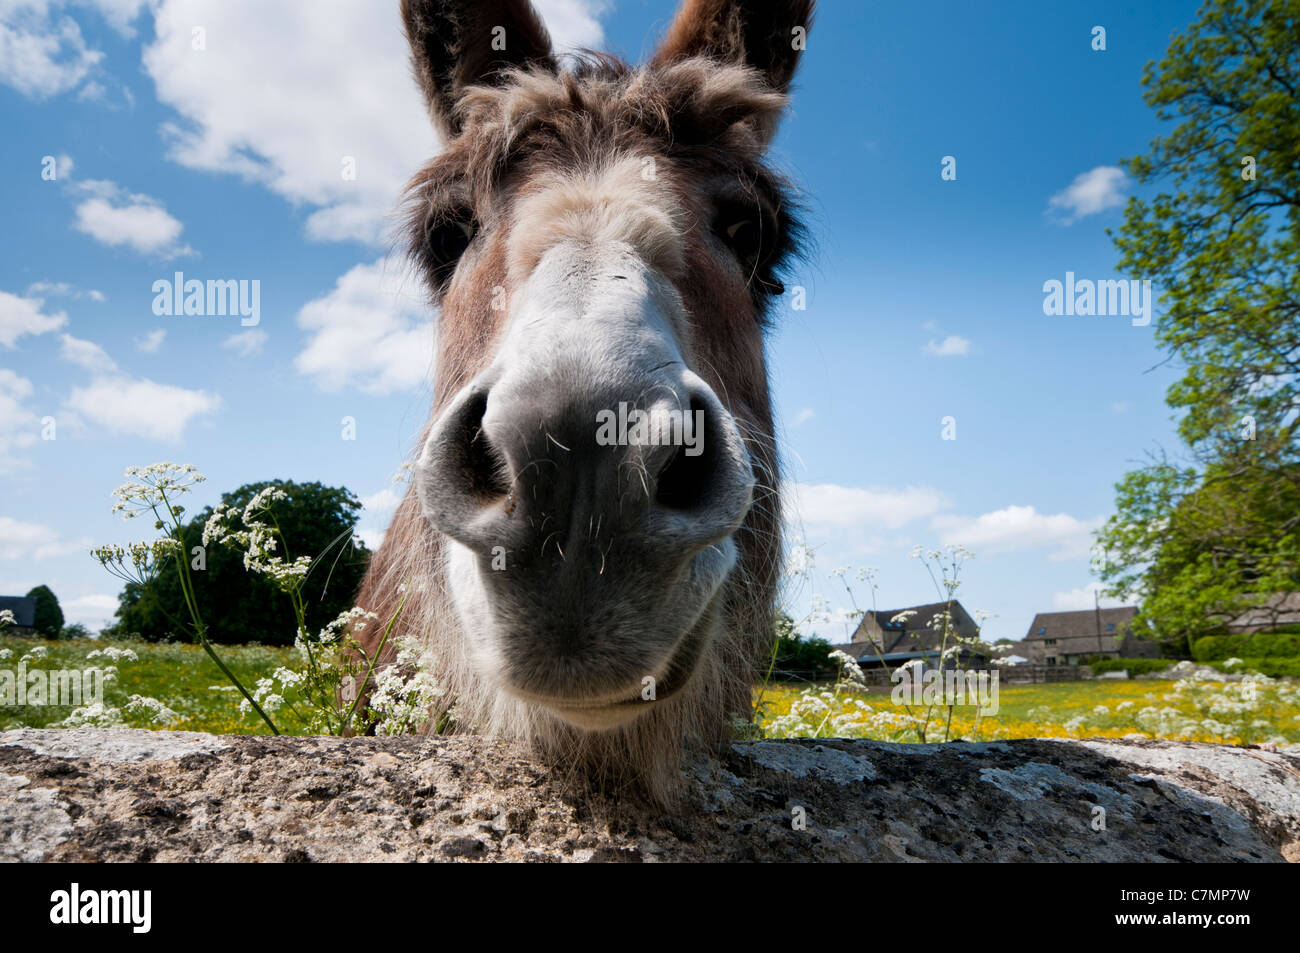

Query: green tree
left=25, top=584, right=64, bottom=637
left=768, top=610, right=834, bottom=681
left=1096, top=0, right=1300, bottom=651
left=107, top=480, right=371, bottom=645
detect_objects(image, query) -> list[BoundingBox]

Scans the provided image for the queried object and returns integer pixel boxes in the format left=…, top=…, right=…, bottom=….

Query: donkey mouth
left=503, top=610, right=713, bottom=730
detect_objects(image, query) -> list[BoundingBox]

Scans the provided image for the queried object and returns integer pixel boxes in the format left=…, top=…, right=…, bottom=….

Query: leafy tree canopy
left=25, top=584, right=64, bottom=637
left=107, top=480, right=371, bottom=645
left=769, top=609, right=835, bottom=680
left=1097, top=0, right=1300, bottom=650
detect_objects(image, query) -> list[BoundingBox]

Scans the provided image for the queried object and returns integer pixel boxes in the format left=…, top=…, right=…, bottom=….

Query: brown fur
left=651, top=0, right=815, bottom=95
left=355, top=0, right=811, bottom=804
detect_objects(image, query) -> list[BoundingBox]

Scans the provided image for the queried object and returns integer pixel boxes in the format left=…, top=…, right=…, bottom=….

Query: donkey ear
left=402, top=0, right=555, bottom=137
left=650, top=0, right=814, bottom=94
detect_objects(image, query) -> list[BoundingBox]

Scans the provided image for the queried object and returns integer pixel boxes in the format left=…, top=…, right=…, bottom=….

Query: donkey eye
left=715, top=199, right=781, bottom=292
left=726, top=218, right=758, bottom=249
left=423, top=211, right=477, bottom=282
left=717, top=212, right=762, bottom=263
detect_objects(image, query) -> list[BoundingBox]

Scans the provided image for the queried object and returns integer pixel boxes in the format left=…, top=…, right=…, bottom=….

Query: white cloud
left=134, top=327, right=165, bottom=352
left=0, top=4, right=100, bottom=98
left=39, top=332, right=220, bottom=441
left=61, top=592, right=119, bottom=631
left=0, top=2, right=144, bottom=99
left=790, top=407, right=815, bottom=427
left=0, top=289, right=66, bottom=346
left=1110, top=401, right=1130, bottom=414
left=535, top=0, right=607, bottom=49
left=65, top=375, right=220, bottom=441
left=75, top=0, right=147, bottom=36
left=0, top=368, right=34, bottom=413
left=74, top=75, right=101, bottom=98
left=26, top=279, right=102, bottom=301
left=360, top=484, right=404, bottom=524
left=295, top=257, right=434, bottom=394
left=353, top=474, right=414, bottom=550
left=71, top=179, right=192, bottom=257
left=788, top=482, right=949, bottom=533
left=58, top=332, right=117, bottom=372
left=1051, top=582, right=1130, bottom=611
left=0, top=368, right=39, bottom=474
left=933, top=504, right=1102, bottom=561
left=140, top=0, right=606, bottom=244
left=1047, top=165, right=1128, bottom=224
left=221, top=328, right=266, bottom=357
left=0, top=515, right=92, bottom=561
left=353, top=527, right=385, bottom=551
left=922, top=334, right=971, bottom=357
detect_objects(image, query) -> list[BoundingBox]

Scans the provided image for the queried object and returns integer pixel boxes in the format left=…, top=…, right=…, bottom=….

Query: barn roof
left=1023, top=607, right=1139, bottom=642
left=830, top=600, right=983, bottom=662
left=860, top=600, right=975, bottom=633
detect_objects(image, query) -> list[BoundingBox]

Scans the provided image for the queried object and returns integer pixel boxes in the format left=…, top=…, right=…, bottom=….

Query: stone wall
left=2, top=728, right=1297, bottom=862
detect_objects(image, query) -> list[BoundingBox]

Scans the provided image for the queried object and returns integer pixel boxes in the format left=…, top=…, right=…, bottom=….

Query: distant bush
left=769, top=634, right=835, bottom=682
left=763, top=609, right=835, bottom=681
left=26, top=584, right=64, bottom=637
left=1216, top=657, right=1300, bottom=678
left=1191, top=631, right=1300, bottom=661
left=96, top=625, right=150, bottom=643
left=1089, top=658, right=1174, bottom=676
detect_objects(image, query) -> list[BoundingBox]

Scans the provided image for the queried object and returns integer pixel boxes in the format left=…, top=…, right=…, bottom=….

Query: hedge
left=1088, top=658, right=1177, bottom=676
left=1191, top=631, right=1300, bottom=662
left=1214, top=657, right=1300, bottom=678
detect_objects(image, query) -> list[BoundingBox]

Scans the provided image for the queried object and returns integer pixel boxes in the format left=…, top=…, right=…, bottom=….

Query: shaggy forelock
left=455, top=55, right=788, bottom=150
left=401, top=56, right=801, bottom=288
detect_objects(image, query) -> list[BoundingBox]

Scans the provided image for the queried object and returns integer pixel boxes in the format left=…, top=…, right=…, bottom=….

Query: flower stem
left=158, top=488, right=280, bottom=735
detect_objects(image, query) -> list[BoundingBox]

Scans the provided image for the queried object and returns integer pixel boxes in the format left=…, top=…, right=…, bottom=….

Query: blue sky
left=0, top=0, right=1201, bottom=641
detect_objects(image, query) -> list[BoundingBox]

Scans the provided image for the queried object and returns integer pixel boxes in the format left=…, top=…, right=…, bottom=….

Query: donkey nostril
left=456, top=392, right=511, bottom=501
left=654, top=395, right=716, bottom=511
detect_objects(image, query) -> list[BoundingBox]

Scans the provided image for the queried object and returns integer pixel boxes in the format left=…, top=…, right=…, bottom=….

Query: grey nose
left=416, top=368, right=754, bottom=566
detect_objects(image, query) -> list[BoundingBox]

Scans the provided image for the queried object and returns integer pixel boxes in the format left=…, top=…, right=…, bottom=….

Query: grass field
left=4, top=636, right=1299, bottom=744
left=754, top=676, right=1300, bottom=746
left=0, top=637, right=298, bottom=734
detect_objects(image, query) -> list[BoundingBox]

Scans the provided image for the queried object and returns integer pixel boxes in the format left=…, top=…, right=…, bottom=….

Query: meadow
left=0, top=637, right=296, bottom=734
left=3, top=635, right=1299, bottom=745
left=755, top=675, right=1300, bottom=746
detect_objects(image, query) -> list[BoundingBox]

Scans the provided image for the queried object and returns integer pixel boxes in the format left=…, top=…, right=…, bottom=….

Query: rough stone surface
left=2, top=728, right=228, bottom=763
left=0, top=728, right=1297, bottom=862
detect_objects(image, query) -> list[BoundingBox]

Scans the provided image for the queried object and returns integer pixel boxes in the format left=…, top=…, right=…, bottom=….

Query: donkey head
left=400, top=0, right=812, bottom=735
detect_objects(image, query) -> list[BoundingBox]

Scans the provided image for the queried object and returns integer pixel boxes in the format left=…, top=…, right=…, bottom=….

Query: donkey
left=356, top=0, right=813, bottom=803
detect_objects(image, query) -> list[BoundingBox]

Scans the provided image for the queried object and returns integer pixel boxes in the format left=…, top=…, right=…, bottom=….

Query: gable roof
left=847, top=600, right=981, bottom=656
left=0, top=596, right=37, bottom=628
left=1023, top=607, right=1139, bottom=643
